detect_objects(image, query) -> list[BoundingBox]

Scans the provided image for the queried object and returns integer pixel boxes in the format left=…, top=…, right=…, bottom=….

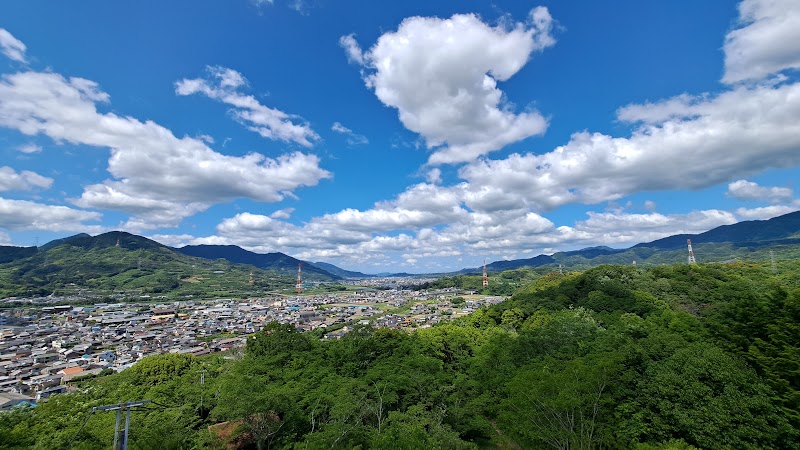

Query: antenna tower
left=295, top=263, right=303, bottom=293
left=687, top=239, right=697, bottom=264
left=249, top=271, right=254, bottom=287
left=482, top=260, right=488, bottom=289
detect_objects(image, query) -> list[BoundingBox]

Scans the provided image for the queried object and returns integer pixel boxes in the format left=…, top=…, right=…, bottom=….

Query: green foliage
left=3, top=262, right=800, bottom=449
left=617, top=343, right=789, bottom=449
left=420, top=268, right=540, bottom=295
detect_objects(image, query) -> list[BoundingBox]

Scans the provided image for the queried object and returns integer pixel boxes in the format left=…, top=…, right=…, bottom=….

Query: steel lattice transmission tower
left=687, top=239, right=697, bottom=264
left=770, top=250, right=778, bottom=274
left=482, top=260, right=489, bottom=289
left=295, top=263, right=303, bottom=293
left=249, top=271, right=254, bottom=287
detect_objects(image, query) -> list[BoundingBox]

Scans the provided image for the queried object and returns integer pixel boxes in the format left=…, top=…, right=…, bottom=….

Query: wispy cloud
left=0, top=28, right=27, bottom=63
left=331, top=122, right=368, bottom=145
left=176, top=66, right=319, bottom=147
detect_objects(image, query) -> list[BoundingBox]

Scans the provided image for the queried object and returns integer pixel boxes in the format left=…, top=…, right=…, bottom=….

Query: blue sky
left=1, top=0, right=799, bottom=272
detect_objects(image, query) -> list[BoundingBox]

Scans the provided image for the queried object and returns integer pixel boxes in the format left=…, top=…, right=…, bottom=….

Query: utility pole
left=200, top=368, right=206, bottom=411
left=93, top=400, right=150, bottom=450
left=113, top=408, right=121, bottom=450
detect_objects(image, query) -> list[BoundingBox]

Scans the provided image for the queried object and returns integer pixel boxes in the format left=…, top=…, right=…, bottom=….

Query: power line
left=65, top=409, right=95, bottom=450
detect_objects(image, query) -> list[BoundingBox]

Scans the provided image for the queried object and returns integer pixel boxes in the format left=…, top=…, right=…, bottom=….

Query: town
left=0, top=286, right=504, bottom=409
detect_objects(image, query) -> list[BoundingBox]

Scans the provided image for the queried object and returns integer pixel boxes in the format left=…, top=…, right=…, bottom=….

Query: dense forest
left=1, top=261, right=799, bottom=449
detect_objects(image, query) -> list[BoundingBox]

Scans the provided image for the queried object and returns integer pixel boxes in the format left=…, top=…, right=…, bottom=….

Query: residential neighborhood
left=0, top=288, right=505, bottom=406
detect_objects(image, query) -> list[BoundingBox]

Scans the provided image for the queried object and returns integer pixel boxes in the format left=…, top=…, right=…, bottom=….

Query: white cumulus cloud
left=723, top=0, right=800, bottom=84
left=0, top=198, right=101, bottom=232
left=0, top=166, right=53, bottom=191
left=342, top=7, right=556, bottom=164
left=460, top=82, right=800, bottom=211
left=727, top=179, right=794, bottom=203
left=0, top=70, right=330, bottom=228
left=734, top=205, right=799, bottom=220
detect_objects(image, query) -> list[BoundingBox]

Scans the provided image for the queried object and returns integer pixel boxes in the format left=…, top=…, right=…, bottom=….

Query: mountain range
left=176, top=245, right=339, bottom=279
left=0, top=210, right=798, bottom=297
left=457, top=210, right=800, bottom=274
left=0, top=232, right=342, bottom=299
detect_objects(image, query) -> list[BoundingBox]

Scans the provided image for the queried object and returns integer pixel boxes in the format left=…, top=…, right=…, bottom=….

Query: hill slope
left=635, top=210, right=800, bottom=249
left=0, top=245, right=37, bottom=264
left=176, top=245, right=340, bottom=280
left=0, top=232, right=300, bottom=299
left=311, top=261, right=373, bottom=279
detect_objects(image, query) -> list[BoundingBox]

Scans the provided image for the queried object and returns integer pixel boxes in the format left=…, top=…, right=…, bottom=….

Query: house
left=58, top=366, right=85, bottom=378
left=33, top=353, right=59, bottom=364
left=0, top=392, right=34, bottom=410
left=35, top=385, right=66, bottom=401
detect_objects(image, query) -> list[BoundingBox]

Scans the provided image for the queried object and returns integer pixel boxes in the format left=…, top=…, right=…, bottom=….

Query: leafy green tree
left=501, top=356, right=613, bottom=449
left=618, top=343, right=792, bottom=449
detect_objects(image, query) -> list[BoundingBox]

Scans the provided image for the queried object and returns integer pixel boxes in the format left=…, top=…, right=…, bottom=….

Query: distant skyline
left=1, top=0, right=799, bottom=272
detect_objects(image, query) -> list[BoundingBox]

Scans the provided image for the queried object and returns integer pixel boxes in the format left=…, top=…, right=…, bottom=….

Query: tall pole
left=200, top=368, right=206, bottom=411
left=770, top=250, right=777, bottom=274
left=296, top=263, right=303, bottom=294
left=482, top=260, right=488, bottom=289
left=687, top=239, right=697, bottom=264
left=112, top=406, right=121, bottom=450
left=122, top=407, right=132, bottom=450
left=93, top=400, right=150, bottom=450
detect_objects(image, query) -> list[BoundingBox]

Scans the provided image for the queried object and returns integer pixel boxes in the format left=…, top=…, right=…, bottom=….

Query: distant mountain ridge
left=311, top=261, right=374, bottom=279
left=0, top=232, right=343, bottom=298
left=0, top=211, right=797, bottom=288
left=176, top=245, right=340, bottom=280
left=460, top=210, right=800, bottom=273
left=634, top=210, right=800, bottom=249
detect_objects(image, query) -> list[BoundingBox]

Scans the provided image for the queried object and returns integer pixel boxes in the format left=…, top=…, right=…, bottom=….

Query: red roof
left=59, top=366, right=84, bottom=375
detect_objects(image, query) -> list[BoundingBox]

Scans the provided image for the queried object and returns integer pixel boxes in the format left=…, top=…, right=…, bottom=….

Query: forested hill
left=462, top=210, right=800, bottom=273
left=176, top=245, right=340, bottom=280
left=634, top=209, right=800, bottom=249
left=0, top=231, right=301, bottom=298
left=3, top=260, right=798, bottom=449
left=311, top=261, right=374, bottom=279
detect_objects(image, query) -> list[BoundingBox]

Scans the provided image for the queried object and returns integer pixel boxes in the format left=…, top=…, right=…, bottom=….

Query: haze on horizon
left=1, top=0, right=800, bottom=273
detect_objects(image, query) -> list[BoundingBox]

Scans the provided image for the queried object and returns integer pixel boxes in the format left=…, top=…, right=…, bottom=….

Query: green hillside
left=3, top=260, right=798, bottom=449
left=0, top=232, right=299, bottom=300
